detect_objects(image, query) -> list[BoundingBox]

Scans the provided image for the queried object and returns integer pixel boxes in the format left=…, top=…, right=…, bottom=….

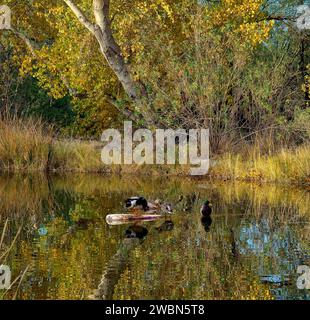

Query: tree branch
left=105, top=94, right=139, bottom=123
left=63, top=0, right=96, bottom=34
left=8, top=27, right=38, bottom=56
left=93, top=0, right=108, bottom=32
left=258, top=15, right=294, bottom=23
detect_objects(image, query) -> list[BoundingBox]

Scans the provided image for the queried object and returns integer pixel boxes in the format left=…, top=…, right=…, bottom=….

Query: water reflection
left=201, top=217, right=212, bottom=233
left=94, top=224, right=149, bottom=300
left=156, top=220, right=174, bottom=233
left=230, top=228, right=239, bottom=259
left=0, top=174, right=309, bottom=300
left=125, top=225, right=149, bottom=240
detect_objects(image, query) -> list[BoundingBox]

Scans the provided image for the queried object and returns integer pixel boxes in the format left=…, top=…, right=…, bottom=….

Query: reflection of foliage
left=70, top=204, right=88, bottom=223
left=238, top=280, right=274, bottom=300
left=111, top=215, right=275, bottom=300
left=69, top=199, right=102, bottom=222
left=0, top=175, right=309, bottom=299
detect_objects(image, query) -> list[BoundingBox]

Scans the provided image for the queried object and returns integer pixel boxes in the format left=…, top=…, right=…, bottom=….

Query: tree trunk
left=93, top=0, right=139, bottom=101
left=64, top=0, right=154, bottom=125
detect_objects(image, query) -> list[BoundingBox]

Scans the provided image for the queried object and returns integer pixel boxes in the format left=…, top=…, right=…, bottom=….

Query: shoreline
left=0, top=160, right=309, bottom=188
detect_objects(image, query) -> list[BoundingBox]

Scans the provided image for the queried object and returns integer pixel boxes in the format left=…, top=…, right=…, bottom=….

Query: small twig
left=0, top=218, right=9, bottom=249
left=0, top=225, right=22, bottom=262
left=13, top=265, right=30, bottom=300
left=231, top=125, right=280, bottom=147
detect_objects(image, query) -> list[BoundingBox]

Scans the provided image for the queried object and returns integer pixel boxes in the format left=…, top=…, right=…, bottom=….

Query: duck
left=125, top=196, right=149, bottom=212
left=125, top=196, right=173, bottom=214
left=180, top=193, right=198, bottom=212
left=200, top=200, right=212, bottom=217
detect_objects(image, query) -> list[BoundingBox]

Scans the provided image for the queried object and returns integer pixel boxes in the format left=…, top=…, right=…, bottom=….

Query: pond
left=0, top=174, right=309, bottom=300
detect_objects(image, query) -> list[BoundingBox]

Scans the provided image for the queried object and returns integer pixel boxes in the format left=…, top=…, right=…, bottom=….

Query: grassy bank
left=0, top=117, right=309, bottom=185
left=0, top=117, right=103, bottom=173
left=209, top=146, right=310, bottom=185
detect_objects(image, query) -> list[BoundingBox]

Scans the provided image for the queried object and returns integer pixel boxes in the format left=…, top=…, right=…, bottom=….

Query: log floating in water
left=106, top=214, right=162, bottom=225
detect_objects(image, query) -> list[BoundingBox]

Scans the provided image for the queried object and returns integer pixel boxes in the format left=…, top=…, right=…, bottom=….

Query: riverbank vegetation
left=0, top=115, right=309, bottom=184
left=0, top=0, right=309, bottom=184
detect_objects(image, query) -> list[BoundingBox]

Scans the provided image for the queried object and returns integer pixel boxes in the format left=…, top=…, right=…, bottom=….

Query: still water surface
left=0, top=174, right=309, bottom=300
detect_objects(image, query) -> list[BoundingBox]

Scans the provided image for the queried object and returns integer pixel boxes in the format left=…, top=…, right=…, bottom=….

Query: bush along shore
left=0, top=117, right=309, bottom=186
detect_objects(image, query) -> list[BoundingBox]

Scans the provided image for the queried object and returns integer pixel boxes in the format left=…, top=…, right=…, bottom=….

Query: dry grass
left=0, top=117, right=53, bottom=171
left=210, top=145, right=310, bottom=185
left=52, top=139, right=104, bottom=173
left=0, top=117, right=106, bottom=173
left=0, top=117, right=309, bottom=185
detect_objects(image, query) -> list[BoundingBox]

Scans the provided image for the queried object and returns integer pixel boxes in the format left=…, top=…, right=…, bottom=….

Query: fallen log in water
left=106, top=214, right=162, bottom=225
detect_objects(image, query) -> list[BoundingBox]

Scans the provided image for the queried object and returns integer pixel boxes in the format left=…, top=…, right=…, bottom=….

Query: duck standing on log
left=125, top=196, right=173, bottom=214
